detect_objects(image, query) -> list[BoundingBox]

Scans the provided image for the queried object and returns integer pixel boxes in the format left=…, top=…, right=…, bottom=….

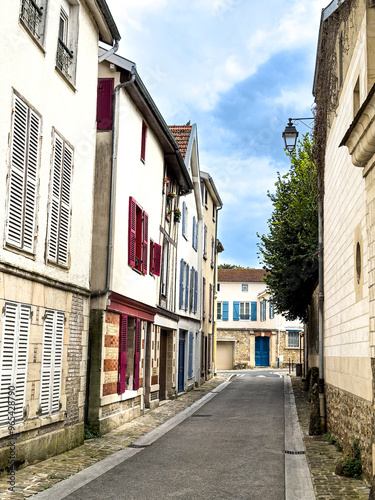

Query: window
left=260, top=300, right=267, bottom=322
left=97, top=79, right=114, bottom=130
left=47, top=133, right=73, bottom=267
left=287, top=331, right=300, bottom=348
left=185, top=263, right=190, bottom=312
left=140, top=121, right=147, bottom=163
left=269, top=299, right=274, bottom=319
left=234, top=301, right=257, bottom=321
left=189, top=267, right=195, bottom=313
left=203, top=225, right=207, bottom=259
left=217, top=302, right=222, bottom=320
left=118, top=316, right=142, bottom=394
left=6, top=94, right=41, bottom=253
left=217, top=283, right=221, bottom=292
left=182, top=202, right=188, bottom=239
left=149, top=239, right=161, bottom=277
left=242, top=284, right=248, bottom=292
left=193, top=270, right=198, bottom=314
left=40, top=310, right=64, bottom=415
left=20, top=0, right=46, bottom=42
left=56, top=1, right=78, bottom=83
left=212, top=202, right=216, bottom=221
left=188, top=332, right=194, bottom=378
left=192, top=216, right=198, bottom=250
left=0, top=302, right=31, bottom=427
left=128, top=197, right=148, bottom=274
left=179, top=259, right=191, bottom=311
left=239, top=302, right=250, bottom=320
left=161, top=240, right=168, bottom=295
left=210, top=236, right=215, bottom=268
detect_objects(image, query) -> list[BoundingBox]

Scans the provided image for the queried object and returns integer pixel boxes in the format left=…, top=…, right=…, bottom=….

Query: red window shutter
left=133, top=318, right=141, bottom=390
left=118, top=315, right=128, bottom=394
left=149, top=239, right=154, bottom=274
left=97, top=78, right=114, bottom=130
left=140, top=121, right=147, bottom=162
left=142, top=212, right=148, bottom=274
left=154, top=243, right=162, bottom=276
left=128, top=197, right=136, bottom=267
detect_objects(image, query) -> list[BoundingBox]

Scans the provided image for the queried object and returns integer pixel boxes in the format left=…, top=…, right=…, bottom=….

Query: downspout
left=212, top=205, right=223, bottom=374
left=91, top=68, right=136, bottom=298
left=318, top=169, right=326, bottom=432
left=98, top=40, right=120, bottom=63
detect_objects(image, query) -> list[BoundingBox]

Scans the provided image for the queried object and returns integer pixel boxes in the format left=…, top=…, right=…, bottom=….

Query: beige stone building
left=216, top=269, right=303, bottom=370
left=0, top=0, right=119, bottom=473
left=313, top=0, right=375, bottom=484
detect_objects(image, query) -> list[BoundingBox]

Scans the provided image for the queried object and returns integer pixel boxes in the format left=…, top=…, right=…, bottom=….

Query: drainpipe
left=98, top=40, right=120, bottom=63
left=318, top=169, right=326, bottom=433
left=91, top=68, right=136, bottom=298
left=212, top=205, right=223, bottom=374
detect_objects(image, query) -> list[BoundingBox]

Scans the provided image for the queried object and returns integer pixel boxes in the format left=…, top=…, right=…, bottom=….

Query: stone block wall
left=325, top=383, right=372, bottom=484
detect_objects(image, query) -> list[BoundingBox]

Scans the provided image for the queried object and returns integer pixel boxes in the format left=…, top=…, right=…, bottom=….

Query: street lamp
left=282, top=117, right=314, bottom=152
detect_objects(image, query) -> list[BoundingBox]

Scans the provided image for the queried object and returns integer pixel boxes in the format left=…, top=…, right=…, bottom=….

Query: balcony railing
left=21, top=0, right=43, bottom=39
left=56, top=39, right=73, bottom=80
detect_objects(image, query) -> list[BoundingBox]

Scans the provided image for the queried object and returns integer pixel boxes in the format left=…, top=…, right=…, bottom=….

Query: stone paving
left=292, top=376, right=370, bottom=500
left=0, top=372, right=372, bottom=499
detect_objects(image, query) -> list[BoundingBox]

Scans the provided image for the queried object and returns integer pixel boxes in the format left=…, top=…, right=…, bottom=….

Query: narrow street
left=35, top=372, right=296, bottom=500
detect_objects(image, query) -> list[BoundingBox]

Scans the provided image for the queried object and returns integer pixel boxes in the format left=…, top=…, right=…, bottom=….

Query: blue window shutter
left=182, top=202, right=186, bottom=236
left=188, top=332, right=194, bottom=378
left=233, top=301, right=239, bottom=321
left=223, top=301, right=229, bottom=321
left=179, top=259, right=184, bottom=309
left=251, top=302, right=257, bottom=321
left=185, top=264, right=190, bottom=311
left=195, top=220, right=198, bottom=249
left=194, top=270, right=198, bottom=313
left=192, top=217, right=196, bottom=250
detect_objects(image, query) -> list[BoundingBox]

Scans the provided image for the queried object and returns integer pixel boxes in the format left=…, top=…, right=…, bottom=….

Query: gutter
left=98, top=40, right=120, bottom=63
left=91, top=67, right=136, bottom=298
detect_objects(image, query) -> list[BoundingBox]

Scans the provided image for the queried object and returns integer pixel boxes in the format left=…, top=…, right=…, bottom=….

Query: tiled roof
left=169, top=125, right=192, bottom=159
left=218, top=268, right=266, bottom=283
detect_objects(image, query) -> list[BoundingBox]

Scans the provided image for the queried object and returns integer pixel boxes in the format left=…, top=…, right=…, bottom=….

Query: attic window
left=242, top=284, right=248, bottom=292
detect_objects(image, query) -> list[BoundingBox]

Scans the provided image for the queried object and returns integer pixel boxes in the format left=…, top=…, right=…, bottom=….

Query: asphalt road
left=64, top=371, right=285, bottom=500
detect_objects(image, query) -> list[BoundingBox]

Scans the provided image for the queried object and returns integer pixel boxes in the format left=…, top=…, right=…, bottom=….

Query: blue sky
left=106, top=0, right=328, bottom=268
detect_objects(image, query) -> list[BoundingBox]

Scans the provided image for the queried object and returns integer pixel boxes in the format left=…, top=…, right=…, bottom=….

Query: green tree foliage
left=218, top=264, right=249, bottom=269
left=257, top=134, right=318, bottom=321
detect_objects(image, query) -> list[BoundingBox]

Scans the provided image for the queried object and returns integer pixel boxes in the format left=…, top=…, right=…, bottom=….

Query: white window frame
left=287, top=331, right=300, bottom=348
left=239, top=302, right=250, bottom=320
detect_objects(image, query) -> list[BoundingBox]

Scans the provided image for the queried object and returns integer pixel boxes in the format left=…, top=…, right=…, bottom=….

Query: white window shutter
left=6, top=96, right=28, bottom=248
left=40, top=310, right=64, bottom=415
left=58, top=145, right=72, bottom=266
left=48, top=136, right=63, bottom=263
left=23, top=110, right=40, bottom=252
left=0, top=302, right=30, bottom=427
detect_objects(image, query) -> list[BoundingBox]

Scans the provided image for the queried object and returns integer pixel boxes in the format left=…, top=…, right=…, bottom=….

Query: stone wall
left=325, top=383, right=372, bottom=484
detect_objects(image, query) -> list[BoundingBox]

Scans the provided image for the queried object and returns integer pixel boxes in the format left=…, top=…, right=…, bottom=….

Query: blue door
left=178, top=337, right=185, bottom=392
left=255, top=336, right=270, bottom=367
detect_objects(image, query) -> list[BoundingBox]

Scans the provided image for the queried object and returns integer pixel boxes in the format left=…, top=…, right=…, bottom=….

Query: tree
left=257, top=133, right=318, bottom=321
left=218, top=264, right=249, bottom=269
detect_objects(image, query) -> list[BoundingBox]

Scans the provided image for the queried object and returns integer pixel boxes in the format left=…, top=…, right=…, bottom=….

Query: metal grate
left=285, top=450, right=305, bottom=455
left=128, top=444, right=151, bottom=449
left=56, top=39, right=73, bottom=79
left=21, top=0, right=43, bottom=39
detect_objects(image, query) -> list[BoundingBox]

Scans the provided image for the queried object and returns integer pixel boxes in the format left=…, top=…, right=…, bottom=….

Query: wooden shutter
left=149, top=239, right=154, bottom=274
left=128, top=197, right=137, bottom=267
left=7, top=95, right=40, bottom=252
left=195, top=220, right=198, bottom=250
left=118, top=315, right=128, bottom=394
left=192, top=216, right=196, bottom=249
left=154, top=243, right=162, bottom=276
left=133, top=318, right=141, bottom=390
left=188, top=332, right=194, bottom=378
left=209, top=284, right=213, bottom=321
left=142, top=212, right=148, bottom=274
left=194, top=270, right=198, bottom=313
left=48, top=135, right=72, bottom=266
left=185, top=264, right=190, bottom=312
left=179, top=259, right=184, bottom=309
left=233, top=301, right=239, bottom=321
left=40, top=310, right=64, bottom=415
left=223, top=301, right=229, bottom=321
left=0, top=302, right=31, bottom=426
left=251, top=302, right=257, bottom=321
left=97, top=78, right=114, bottom=130
left=140, top=121, right=147, bottom=162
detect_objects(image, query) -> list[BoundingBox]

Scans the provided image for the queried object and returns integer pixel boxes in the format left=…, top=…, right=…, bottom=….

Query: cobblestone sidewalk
left=292, top=376, right=370, bottom=500
left=0, top=375, right=228, bottom=499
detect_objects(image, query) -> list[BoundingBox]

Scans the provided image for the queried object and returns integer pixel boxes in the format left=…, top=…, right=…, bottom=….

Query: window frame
left=20, top=0, right=47, bottom=46
left=287, top=331, right=300, bottom=348
left=217, top=301, right=222, bottom=320
left=128, top=197, right=148, bottom=274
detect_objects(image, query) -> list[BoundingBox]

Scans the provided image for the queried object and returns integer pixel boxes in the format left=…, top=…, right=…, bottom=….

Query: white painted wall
left=0, top=0, right=100, bottom=289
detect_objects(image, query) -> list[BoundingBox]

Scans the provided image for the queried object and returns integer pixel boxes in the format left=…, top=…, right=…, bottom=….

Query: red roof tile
left=169, top=125, right=192, bottom=159
left=218, top=269, right=266, bottom=283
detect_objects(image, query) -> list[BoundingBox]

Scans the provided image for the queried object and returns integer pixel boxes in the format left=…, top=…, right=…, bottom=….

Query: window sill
left=4, top=243, right=36, bottom=261
left=55, top=66, right=77, bottom=92
left=20, top=18, right=45, bottom=54
left=285, top=346, right=300, bottom=350
left=0, top=411, right=65, bottom=438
